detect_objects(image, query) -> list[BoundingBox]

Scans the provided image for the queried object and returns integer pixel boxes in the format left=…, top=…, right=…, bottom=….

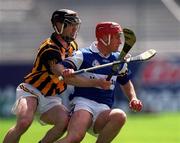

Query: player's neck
left=56, top=34, right=68, bottom=49
left=97, top=43, right=111, bottom=57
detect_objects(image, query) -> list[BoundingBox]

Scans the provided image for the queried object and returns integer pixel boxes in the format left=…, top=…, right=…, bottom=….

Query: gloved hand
left=118, top=63, right=128, bottom=76
left=112, top=63, right=128, bottom=76
left=123, top=53, right=131, bottom=62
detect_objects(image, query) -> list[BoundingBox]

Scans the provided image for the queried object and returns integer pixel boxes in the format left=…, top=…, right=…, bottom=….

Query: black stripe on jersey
left=28, top=73, right=43, bottom=85
left=34, top=45, right=49, bottom=71
left=34, top=46, right=62, bottom=74
left=37, top=76, right=51, bottom=91
left=46, top=83, right=57, bottom=96
left=38, top=44, right=61, bottom=60
left=57, top=82, right=67, bottom=94
left=24, top=71, right=43, bottom=81
left=36, top=61, right=43, bottom=72
left=49, top=44, right=63, bottom=53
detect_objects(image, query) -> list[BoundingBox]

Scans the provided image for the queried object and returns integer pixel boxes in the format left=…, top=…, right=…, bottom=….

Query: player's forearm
left=121, top=80, right=143, bottom=112
left=51, top=64, right=110, bottom=89
left=120, top=80, right=137, bottom=101
left=64, top=76, right=101, bottom=87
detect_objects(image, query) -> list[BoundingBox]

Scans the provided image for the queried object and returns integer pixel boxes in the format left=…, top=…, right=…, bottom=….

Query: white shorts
left=12, top=83, right=63, bottom=116
left=70, top=97, right=110, bottom=136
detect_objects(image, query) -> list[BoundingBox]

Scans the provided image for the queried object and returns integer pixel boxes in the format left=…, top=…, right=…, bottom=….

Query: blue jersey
left=63, top=42, right=131, bottom=107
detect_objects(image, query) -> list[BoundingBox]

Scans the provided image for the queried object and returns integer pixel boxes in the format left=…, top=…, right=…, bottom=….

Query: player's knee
left=111, top=109, right=127, bottom=126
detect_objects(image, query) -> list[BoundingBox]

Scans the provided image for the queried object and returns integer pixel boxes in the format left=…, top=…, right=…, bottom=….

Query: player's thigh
left=40, top=105, right=69, bottom=125
left=68, top=110, right=93, bottom=134
left=17, top=96, right=38, bottom=118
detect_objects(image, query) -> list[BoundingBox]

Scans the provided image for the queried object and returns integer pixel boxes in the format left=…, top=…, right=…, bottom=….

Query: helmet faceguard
left=96, top=22, right=123, bottom=46
left=51, top=9, right=81, bottom=42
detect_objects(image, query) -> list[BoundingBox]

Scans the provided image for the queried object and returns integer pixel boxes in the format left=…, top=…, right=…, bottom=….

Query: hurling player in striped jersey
left=3, top=10, right=111, bottom=143
left=55, top=22, right=143, bottom=143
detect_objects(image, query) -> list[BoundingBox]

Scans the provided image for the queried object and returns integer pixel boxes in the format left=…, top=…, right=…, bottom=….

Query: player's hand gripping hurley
left=106, top=28, right=136, bottom=80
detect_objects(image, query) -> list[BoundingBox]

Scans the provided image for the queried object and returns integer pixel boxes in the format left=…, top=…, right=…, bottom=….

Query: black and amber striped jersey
left=24, top=33, right=78, bottom=97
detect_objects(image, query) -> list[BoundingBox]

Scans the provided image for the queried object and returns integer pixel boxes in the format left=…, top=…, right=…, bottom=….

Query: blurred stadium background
left=0, top=0, right=180, bottom=118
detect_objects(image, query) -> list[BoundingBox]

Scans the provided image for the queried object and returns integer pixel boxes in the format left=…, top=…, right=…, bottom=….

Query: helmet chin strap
left=54, top=23, right=64, bottom=35
left=99, top=34, right=111, bottom=46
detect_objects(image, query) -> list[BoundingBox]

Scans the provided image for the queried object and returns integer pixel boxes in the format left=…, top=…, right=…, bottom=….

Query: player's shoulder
left=70, top=40, right=78, bottom=51
left=41, top=38, right=59, bottom=50
left=111, top=52, right=120, bottom=60
left=72, top=49, right=82, bottom=56
left=80, top=46, right=92, bottom=53
left=40, top=38, right=56, bottom=48
left=45, top=37, right=56, bottom=46
left=72, top=47, right=91, bottom=59
left=37, top=38, right=60, bottom=57
left=72, top=46, right=88, bottom=54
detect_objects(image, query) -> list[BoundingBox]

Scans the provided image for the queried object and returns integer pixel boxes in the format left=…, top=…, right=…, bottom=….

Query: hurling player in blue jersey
left=55, top=22, right=143, bottom=143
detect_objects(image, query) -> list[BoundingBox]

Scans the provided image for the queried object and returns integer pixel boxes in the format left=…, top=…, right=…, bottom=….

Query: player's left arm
left=120, top=80, right=143, bottom=112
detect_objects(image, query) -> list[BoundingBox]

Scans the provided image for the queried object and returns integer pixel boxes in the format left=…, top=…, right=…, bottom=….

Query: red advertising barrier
left=141, top=60, right=180, bottom=85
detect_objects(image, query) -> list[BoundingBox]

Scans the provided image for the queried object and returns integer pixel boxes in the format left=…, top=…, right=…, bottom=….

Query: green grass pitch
left=1, top=113, right=180, bottom=143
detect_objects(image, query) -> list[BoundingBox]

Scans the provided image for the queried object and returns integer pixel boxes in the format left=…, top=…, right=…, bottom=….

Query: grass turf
left=0, top=112, right=179, bottom=143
